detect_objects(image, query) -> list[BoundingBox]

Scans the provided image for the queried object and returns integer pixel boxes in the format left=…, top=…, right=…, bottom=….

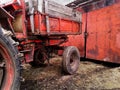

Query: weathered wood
left=37, top=0, right=44, bottom=13
left=36, top=0, right=81, bottom=22
left=45, top=0, right=50, bottom=33
left=47, top=0, right=73, bottom=16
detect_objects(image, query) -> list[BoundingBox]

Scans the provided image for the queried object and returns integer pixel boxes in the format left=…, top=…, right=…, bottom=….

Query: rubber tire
left=62, top=46, right=80, bottom=75
left=31, top=49, right=45, bottom=66
left=0, top=28, right=20, bottom=90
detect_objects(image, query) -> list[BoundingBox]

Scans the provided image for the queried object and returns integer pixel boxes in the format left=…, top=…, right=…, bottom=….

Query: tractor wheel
left=62, top=46, right=80, bottom=75
left=0, top=28, right=21, bottom=90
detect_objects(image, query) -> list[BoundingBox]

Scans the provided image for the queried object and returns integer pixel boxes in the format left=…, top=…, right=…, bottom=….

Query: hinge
left=84, top=31, right=88, bottom=38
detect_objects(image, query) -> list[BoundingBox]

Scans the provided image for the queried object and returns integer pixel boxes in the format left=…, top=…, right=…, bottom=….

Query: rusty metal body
left=0, top=0, right=81, bottom=89
left=66, top=0, right=120, bottom=63
left=0, top=0, right=82, bottom=62
left=0, top=0, right=120, bottom=66
left=1, top=0, right=120, bottom=89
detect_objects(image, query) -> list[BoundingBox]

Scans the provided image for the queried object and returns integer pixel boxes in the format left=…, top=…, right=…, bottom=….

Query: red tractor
left=0, top=0, right=82, bottom=89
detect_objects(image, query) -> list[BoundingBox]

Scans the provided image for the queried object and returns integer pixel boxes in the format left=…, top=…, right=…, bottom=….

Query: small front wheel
left=62, top=46, right=80, bottom=75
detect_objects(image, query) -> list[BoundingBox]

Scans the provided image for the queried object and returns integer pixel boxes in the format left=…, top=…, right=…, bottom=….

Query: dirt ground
left=20, top=57, right=120, bottom=90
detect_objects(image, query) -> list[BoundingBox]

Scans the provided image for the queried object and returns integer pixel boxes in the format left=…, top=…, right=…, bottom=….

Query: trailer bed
left=28, top=0, right=82, bottom=35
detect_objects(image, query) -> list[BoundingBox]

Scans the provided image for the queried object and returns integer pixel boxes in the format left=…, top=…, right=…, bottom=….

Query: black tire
left=0, top=28, right=21, bottom=90
left=31, top=49, right=45, bottom=66
left=62, top=46, right=80, bottom=75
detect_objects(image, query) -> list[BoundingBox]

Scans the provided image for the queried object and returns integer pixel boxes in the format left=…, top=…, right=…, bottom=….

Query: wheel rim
left=70, top=52, right=78, bottom=71
left=0, top=44, right=14, bottom=90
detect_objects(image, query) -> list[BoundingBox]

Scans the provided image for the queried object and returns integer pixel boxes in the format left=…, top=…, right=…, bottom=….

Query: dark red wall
left=64, top=2, right=120, bottom=63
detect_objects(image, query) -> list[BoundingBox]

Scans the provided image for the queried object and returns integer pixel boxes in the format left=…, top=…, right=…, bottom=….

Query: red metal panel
left=33, top=14, right=81, bottom=35
left=86, top=3, right=120, bottom=63
left=64, top=35, right=85, bottom=57
left=14, top=0, right=27, bottom=39
left=62, top=14, right=86, bottom=57
left=34, top=14, right=46, bottom=34
left=65, top=2, right=120, bottom=63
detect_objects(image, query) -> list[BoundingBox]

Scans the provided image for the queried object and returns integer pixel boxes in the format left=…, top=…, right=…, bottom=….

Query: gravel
left=21, top=57, right=120, bottom=90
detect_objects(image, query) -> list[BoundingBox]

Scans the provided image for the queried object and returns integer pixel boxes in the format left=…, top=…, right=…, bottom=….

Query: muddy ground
left=21, top=57, right=120, bottom=90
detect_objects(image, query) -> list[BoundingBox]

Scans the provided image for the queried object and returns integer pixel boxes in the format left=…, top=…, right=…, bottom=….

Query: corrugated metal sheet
left=67, top=0, right=116, bottom=12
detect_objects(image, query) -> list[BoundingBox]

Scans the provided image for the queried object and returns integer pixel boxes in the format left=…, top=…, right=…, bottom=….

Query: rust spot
left=108, top=49, right=120, bottom=63
left=87, top=47, right=99, bottom=56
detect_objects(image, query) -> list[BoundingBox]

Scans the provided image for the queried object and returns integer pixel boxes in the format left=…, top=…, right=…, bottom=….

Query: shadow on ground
left=21, top=57, right=120, bottom=90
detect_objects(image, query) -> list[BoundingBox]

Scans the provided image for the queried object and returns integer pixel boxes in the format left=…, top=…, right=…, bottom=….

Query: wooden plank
left=47, top=0, right=81, bottom=22
left=45, top=0, right=50, bottom=33
left=37, top=0, right=44, bottom=13
left=36, top=0, right=81, bottom=22
left=47, top=10, right=81, bottom=22
left=48, top=0, right=73, bottom=16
